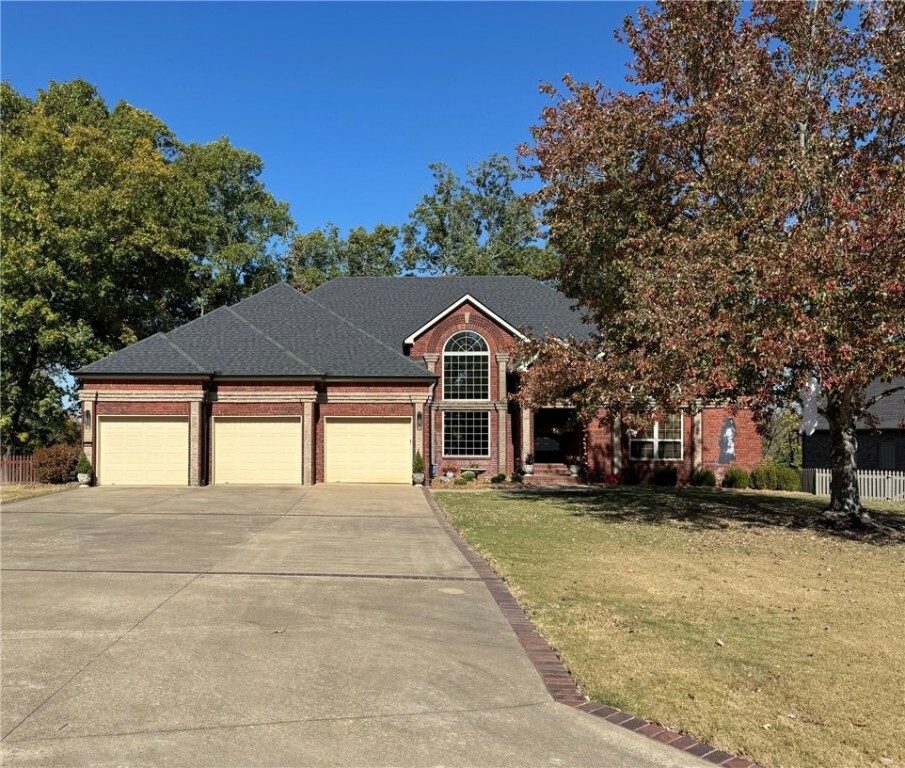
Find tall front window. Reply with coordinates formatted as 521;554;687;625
443;331;489;400
629;413;683;460
443;411;490;457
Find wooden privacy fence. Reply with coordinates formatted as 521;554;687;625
1;455;36;485
800;468;905;502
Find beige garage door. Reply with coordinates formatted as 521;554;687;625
98;416;189;486
213;417;302;484
325;417;412;484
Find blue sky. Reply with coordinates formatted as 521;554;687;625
2;2;639;235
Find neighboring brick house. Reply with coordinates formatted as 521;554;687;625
802;377;905;471
74;277;762;486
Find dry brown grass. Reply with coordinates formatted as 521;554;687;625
0;483;77;504
436;486;905;768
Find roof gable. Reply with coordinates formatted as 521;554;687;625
402;294;528;345
306;276;594;347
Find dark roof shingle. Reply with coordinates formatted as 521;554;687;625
75;277;594;379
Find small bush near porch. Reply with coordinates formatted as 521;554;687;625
435;487;905;768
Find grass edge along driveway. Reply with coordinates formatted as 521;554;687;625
435;486;905;768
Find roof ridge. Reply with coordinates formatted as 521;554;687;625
157;333;208;373
224;306;321;375
299;292;432;374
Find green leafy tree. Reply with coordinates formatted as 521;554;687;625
519;2;905;521
1;80;201;451
287;223;399;292
179;137;294;310
761;409;803;468
402;154;557;278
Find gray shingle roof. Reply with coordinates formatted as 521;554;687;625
74;277;595;379
812;377;905;431
307;276;595;346
76;283;434;379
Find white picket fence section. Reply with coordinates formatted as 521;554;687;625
800;468;905;502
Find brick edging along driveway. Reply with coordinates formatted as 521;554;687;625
422;488;763;768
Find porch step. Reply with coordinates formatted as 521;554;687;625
523;474;582;485
523;464;583;485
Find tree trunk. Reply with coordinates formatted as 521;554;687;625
824;385;864;521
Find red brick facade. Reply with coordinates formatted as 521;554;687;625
583;406;762;483
79;306;762;486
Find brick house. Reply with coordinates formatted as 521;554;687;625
74;277;762;486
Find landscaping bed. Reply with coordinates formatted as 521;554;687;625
435;486;905;768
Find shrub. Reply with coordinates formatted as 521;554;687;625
652;465;678;486
509;472;523;483
75;453;92;475
690;468;717;487
33;444;81;484
460;470;476;482
621;466;641;485
412;451;425;474
454;477;469;486
775;465;801;492
722;467;750;489
750;464;779;490
489;473;506;484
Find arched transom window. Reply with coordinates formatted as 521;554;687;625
443;331;489;400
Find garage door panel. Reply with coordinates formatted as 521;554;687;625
214;417;301;485
325;417;411;484
99;417;189;486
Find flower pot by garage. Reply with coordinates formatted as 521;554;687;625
523;464;534;476
77;473;91;488
412;472;425;486
568;464;580;476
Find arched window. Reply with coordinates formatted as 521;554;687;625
443;331;489;400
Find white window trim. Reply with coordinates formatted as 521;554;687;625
442;410;491;458
442;331;491;402
629;414;684;462
404;294;527;345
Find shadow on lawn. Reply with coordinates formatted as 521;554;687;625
502;486;905;545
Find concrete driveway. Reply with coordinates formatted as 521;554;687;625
1;485;702;767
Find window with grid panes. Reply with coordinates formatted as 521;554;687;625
443;411;490;457
629;413;683;460
443;331;489;400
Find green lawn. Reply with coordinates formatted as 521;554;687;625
435;486;905;768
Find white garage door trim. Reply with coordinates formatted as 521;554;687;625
212;416;303;485
97;415;190;486
324;416;412;484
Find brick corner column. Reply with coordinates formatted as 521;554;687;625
692;410;703;471
495;353;509;401
189;400;202;486
303;401;315;485
612;414;622;473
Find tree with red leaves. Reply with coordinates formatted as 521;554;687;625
519;1;904;521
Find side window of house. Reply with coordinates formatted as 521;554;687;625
630;413;683;460
443;331;489;400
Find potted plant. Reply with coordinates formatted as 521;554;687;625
412;451;425;486
566;456;582;476
76;453;92;487
522;454;534;476
441;464;457;479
